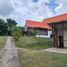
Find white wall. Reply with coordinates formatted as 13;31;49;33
36;30;52;38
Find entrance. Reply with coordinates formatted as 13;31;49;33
59;36;64;48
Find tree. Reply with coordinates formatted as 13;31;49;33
7;18;17;26
6;18;17;35
0;18;8;35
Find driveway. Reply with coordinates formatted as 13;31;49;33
0;37;19;67
41;48;67;54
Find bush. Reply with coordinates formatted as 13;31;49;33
30;31;37;36
12;26;21;41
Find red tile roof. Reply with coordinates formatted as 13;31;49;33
43;13;67;24
25;13;67;30
25;20;51;29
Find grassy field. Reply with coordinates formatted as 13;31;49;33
0;36;7;49
18;48;67;67
15;37;67;67
15;36;53;50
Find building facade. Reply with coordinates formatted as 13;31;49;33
25;20;52;38
49;13;67;48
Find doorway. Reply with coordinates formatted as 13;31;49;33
59;36;64;48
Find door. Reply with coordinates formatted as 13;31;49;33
59;36;64;48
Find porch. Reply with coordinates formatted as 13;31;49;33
50;20;67;48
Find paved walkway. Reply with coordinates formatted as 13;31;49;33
0;37;19;67
41;48;67;54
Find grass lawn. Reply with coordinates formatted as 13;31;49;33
15;36;67;67
15;36;53;50
0;36;7;49
18;48;67;67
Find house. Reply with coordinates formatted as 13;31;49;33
48;13;67;48
25;20;52;38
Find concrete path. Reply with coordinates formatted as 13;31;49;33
0;37;19;67
41;48;67;54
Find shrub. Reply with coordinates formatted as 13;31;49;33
30;31;37;36
12;26;21;41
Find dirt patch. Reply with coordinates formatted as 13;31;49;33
41;48;67;54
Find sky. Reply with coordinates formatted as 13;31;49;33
0;0;67;26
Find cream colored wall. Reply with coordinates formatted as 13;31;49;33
64;30;67;47
57;30;63;47
56;23;63;47
55;22;67;47
57;29;67;47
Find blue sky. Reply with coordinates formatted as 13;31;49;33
0;0;67;26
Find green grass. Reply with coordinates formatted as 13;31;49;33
15;36;53;50
16;36;67;67
0;36;7;49
18;48;67;67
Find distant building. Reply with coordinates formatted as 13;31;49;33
49;13;67;48
25;20;52;38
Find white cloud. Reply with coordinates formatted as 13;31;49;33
55;3;62;11
10;0;49;26
0;0;67;26
11;0;67;26
56;0;67;15
0;0;14;16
